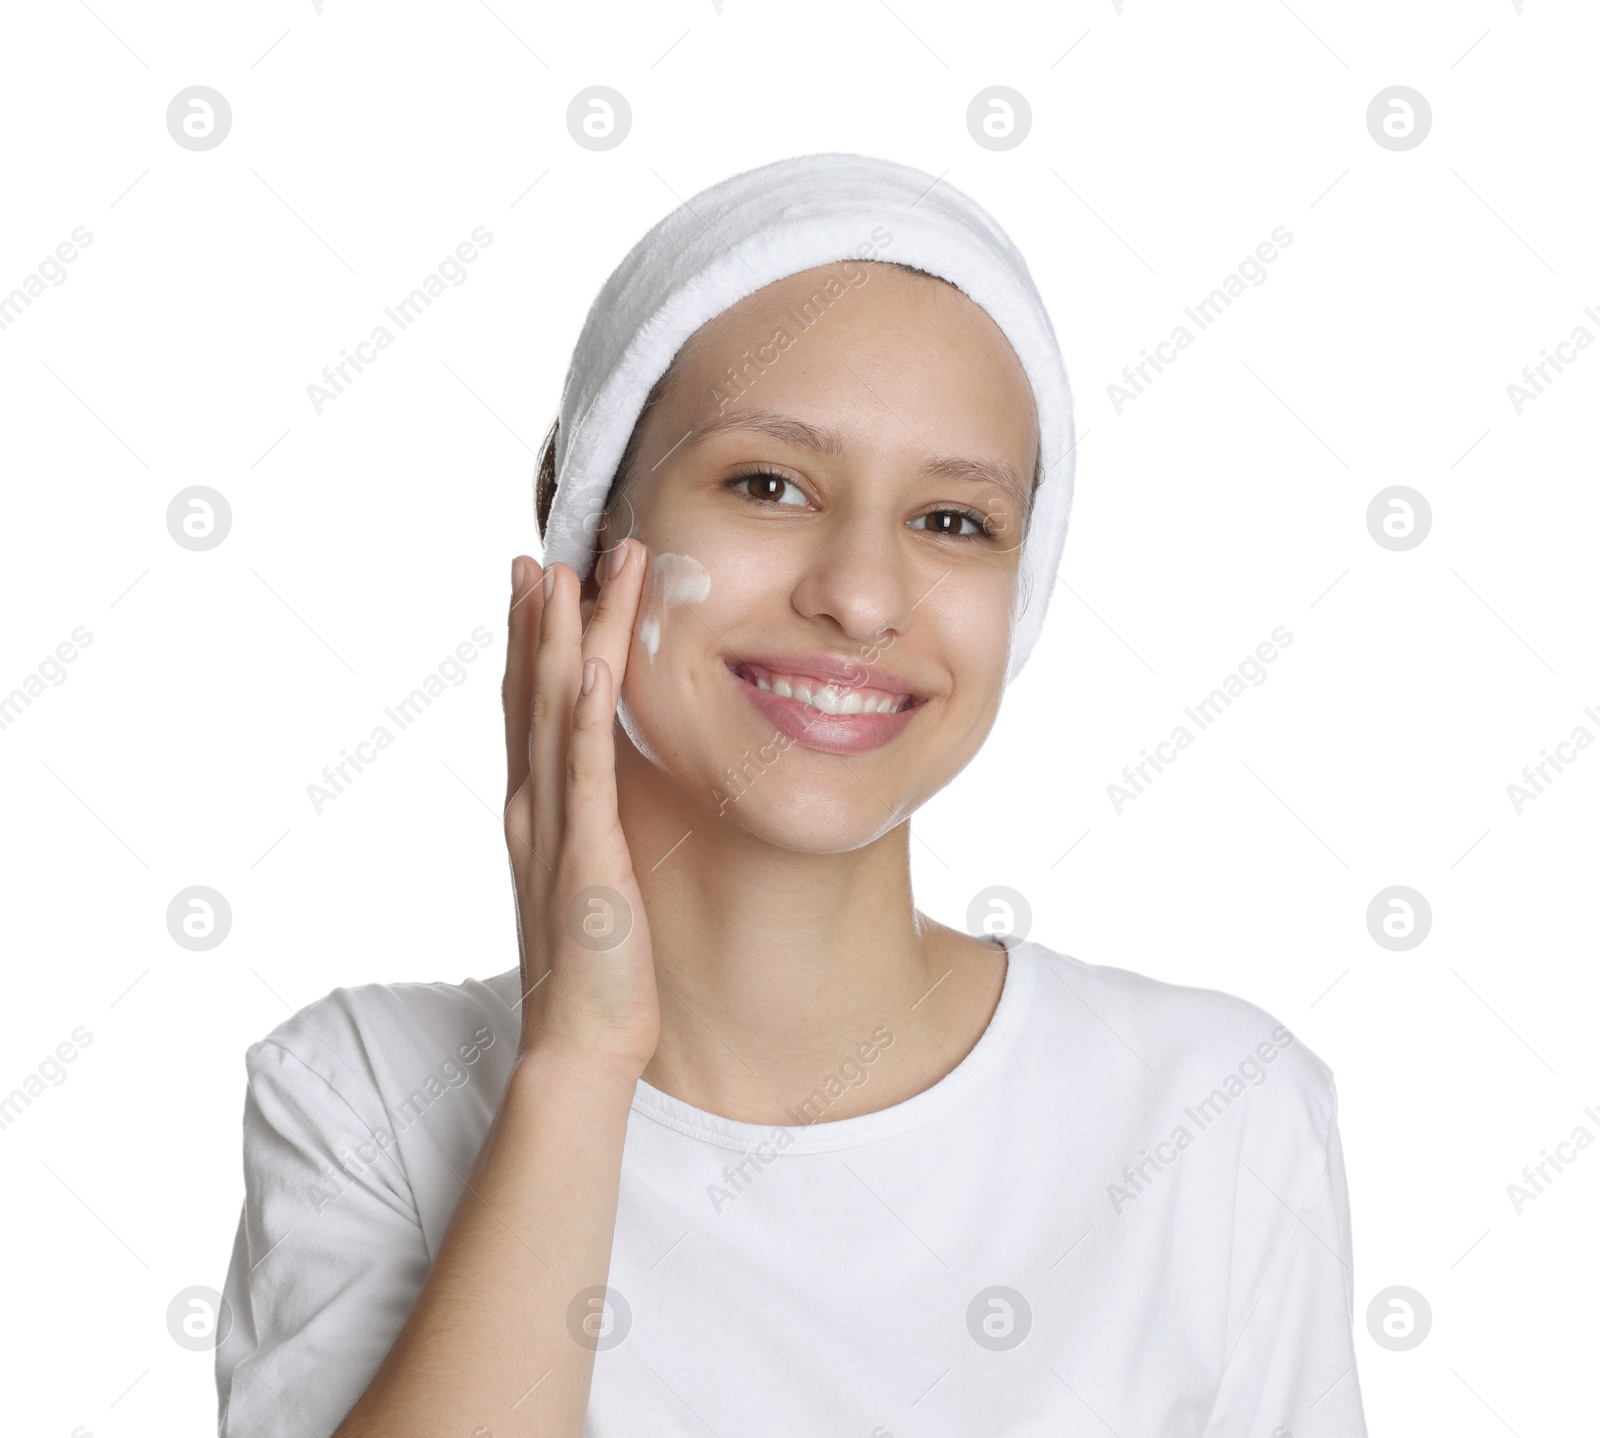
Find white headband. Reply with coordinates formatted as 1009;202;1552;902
541;151;1075;681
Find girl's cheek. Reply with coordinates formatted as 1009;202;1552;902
634;550;711;662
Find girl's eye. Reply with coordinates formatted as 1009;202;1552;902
728;478;990;536
910;508;987;538
733;471;808;506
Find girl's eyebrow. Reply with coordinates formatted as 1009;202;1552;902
688;407;845;458
688;406;1028;503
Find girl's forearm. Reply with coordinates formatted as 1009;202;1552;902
333;1041;640;1438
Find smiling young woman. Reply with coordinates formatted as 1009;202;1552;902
216;155;1369;1438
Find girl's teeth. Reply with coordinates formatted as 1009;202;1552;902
804;685;874;716
743;668;904;715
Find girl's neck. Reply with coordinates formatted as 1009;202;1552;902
614;732;1007;1126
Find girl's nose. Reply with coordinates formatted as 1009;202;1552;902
788;508;918;647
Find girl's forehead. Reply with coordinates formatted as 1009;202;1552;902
692;261;973;342
674;268;1033;408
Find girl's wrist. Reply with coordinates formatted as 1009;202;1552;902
511;1031;648;1101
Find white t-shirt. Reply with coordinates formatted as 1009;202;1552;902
216;941;1368;1436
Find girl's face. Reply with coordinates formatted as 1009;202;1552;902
602;261;1039;853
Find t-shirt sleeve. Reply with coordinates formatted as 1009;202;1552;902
216;1037;431;1438
1199;1094;1368;1438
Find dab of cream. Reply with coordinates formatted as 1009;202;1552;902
637;552;711;660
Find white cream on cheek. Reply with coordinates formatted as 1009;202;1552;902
636;551;711;659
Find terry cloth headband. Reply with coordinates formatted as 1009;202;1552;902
540;151;1075;682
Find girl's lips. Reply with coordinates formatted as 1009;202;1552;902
726;663;923;754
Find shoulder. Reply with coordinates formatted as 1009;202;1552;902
1012;940;1338;1151
241;968;521;1122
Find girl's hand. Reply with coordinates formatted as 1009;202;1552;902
502;540;660;1076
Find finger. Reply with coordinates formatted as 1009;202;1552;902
531;561;583;856
565;656;624;856
503;554;545;808
581;538;649;693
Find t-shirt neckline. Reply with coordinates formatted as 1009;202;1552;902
628;940;1037;1154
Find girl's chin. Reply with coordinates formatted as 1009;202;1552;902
703;793;909;856
618;728;906;850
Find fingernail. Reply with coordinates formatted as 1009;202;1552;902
609;541;628;580
543;567;556;601
512;556;525;591
581;658;598;696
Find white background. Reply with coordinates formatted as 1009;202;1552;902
2;0;1595;1432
